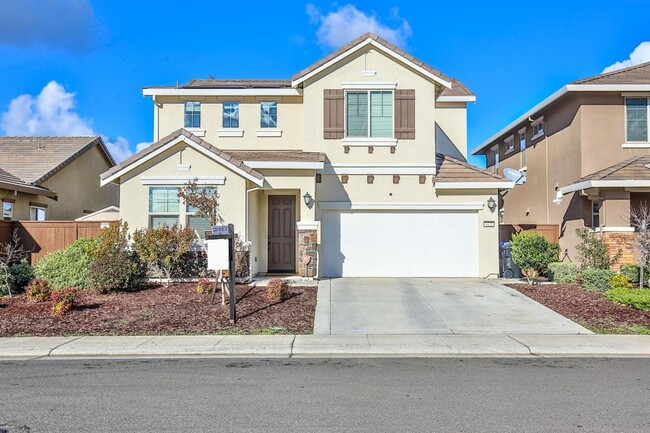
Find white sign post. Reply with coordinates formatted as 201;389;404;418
205;224;236;323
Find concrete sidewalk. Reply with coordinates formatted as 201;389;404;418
1;334;649;359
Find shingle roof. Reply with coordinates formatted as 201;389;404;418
440;79;475;97
0;136;113;185
101;129;264;182
183;79;292;89
572;61;650;85
0;167;57;197
435;153;507;183
227;151;326;162
578;155;650;182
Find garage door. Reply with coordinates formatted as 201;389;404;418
321;211;479;277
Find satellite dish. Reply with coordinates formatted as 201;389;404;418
503;167;526;185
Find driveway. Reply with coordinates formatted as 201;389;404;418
313;278;591;335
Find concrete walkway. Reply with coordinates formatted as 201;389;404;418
314;278;591;335
1;334;649;359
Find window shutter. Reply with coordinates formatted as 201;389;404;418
324;89;344;139
394;89;415;139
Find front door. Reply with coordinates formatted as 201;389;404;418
268;195;296;273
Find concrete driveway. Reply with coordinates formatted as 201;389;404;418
314;278;591;335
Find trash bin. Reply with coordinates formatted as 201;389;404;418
500;242;521;279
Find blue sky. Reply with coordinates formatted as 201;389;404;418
1;0;649;166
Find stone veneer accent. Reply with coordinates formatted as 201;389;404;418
603;231;635;271
297;229;318;278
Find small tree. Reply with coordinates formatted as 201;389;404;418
0;229;29;297
132;225;196;285
177;180;223;226
574;228;621;270
511;231;560;285
629;202;650;288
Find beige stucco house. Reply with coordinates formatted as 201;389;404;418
473;61;650;265
1;136;119;221
102;33;511;278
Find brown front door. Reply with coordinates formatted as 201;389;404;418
268;195;296;273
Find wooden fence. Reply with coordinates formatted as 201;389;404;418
499;224;560;244
0;221;103;263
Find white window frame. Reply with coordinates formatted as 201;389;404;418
222;101;239;128
29;206;46;221
184;101;201;128
519;127;527;169
490;144;500;175
148;186;180;228
2;201;13;221
531;116;545;141
344;90;395;139
504;134;515;154
624;96;649;144
185;186;218;239
591;200;602;228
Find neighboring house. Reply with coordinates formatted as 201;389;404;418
101;33;511;278
472;61;650;265
0;136;119;221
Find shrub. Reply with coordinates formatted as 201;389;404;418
9;259;34;292
511;232;560;284
34;237;98;290
619;264;650;287
196;278;212;294
575;228;621;270
132;225;196;284
611;273;633;289
86;221;142;294
25;278;52;303
547;262;578;284
266;279;289;303
581;268;615;292
50;287;77;316
605;287;650;311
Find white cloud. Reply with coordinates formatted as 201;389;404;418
0;81;134;162
136;141;152;153
306;4;412;50
603;41;650;73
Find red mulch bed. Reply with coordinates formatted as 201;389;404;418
507;283;650;332
0;283;316;337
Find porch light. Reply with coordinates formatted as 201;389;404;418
303;192;313;206
487;197;497;213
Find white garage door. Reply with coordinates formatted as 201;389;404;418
321;211;479;278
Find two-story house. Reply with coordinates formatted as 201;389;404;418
101;33;511;278
1;136;118;221
473;61;650;265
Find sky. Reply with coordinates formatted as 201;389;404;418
1;0;649;167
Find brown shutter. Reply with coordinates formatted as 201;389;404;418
323;89;344;139
394;89;415;139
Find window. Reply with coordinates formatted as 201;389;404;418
185;186;217;238
626;98;649;142
504;135;515;154
490;145;500;174
30;206;45;221
260;102;277;128
222;102;239;128
531;117;545;140
519;129;527;168
184;102;201;128
592;200;602;228
346;91;393;138
2;202;13;221
149;187;179;227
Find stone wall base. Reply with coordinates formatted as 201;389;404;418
297;229;318;278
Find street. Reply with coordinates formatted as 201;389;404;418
1;358;649;432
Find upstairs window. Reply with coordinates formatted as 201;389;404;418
531;117;545;140
488;145;500;174
222;102;239;128
504;135;515;154
519;129;527;168
626;98;648;142
184;102;201;128
346;91;393;138
260;102;277;128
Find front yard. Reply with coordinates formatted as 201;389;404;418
507;283;650;334
0;283;317;337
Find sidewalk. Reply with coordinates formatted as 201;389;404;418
1;334;649;359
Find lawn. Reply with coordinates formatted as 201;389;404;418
507;283;650;334
0;283;317;337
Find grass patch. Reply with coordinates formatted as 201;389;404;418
576;319;650;335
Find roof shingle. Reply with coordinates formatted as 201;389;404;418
435;153;507;183
578;155;650;182
572;61;650;85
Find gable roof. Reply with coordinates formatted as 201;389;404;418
0;167;57;198
559;155;650;194
0;136;114;185
100;129;265;187
291;33;457;90
434;153;513;189
473;61;650;155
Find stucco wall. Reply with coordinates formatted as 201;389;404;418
435;101;468;160
0;190;51;220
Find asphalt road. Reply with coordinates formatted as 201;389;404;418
1;358;649;432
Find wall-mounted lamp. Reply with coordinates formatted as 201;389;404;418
303;192;313;207
487;196;497;213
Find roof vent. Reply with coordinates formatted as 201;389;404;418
36;141;44;150
645;164;650;170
